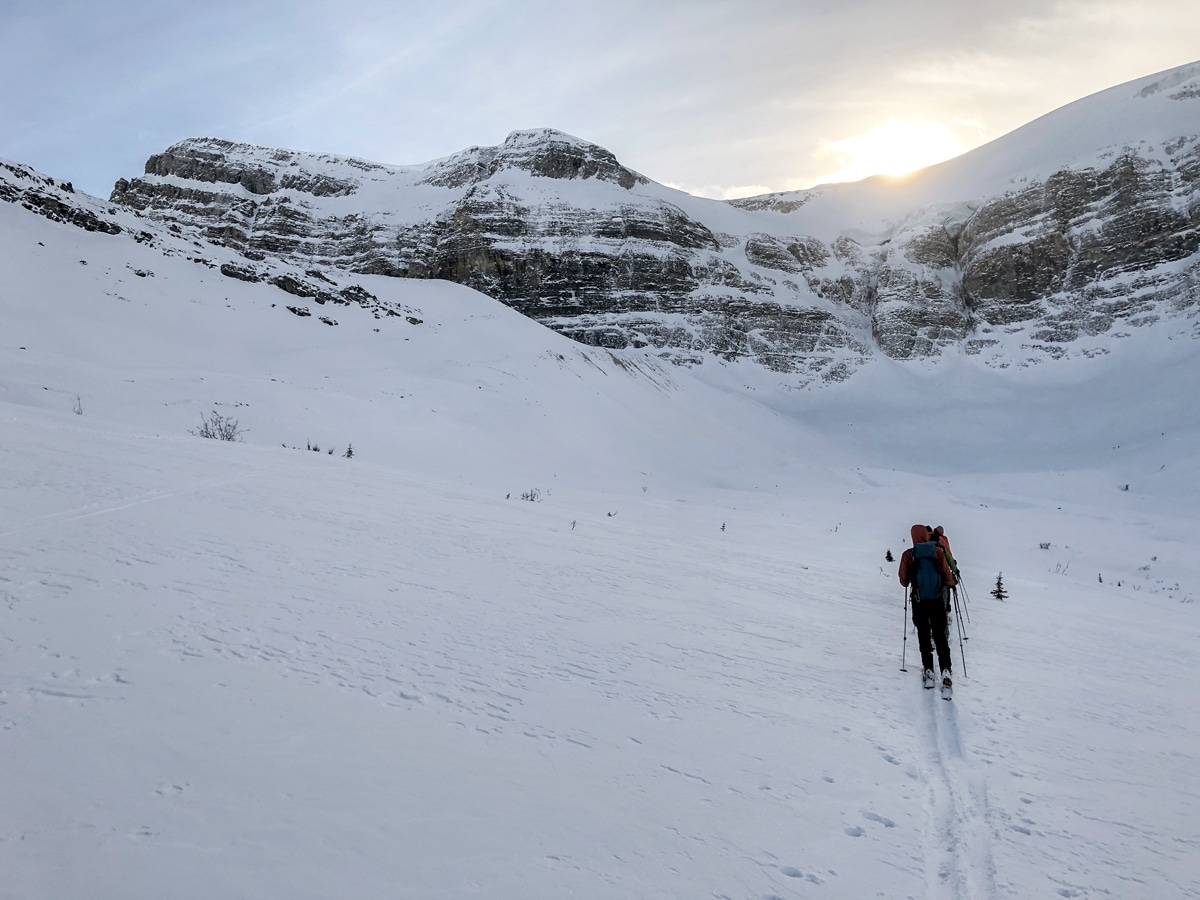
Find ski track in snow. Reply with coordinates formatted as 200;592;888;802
913;680;999;900
0;473;256;541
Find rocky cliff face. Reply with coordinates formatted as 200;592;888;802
958;146;1200;355
107;65;1200;382
110;131;878;381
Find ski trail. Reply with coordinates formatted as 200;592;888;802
0;472;256;539
914;689;999;900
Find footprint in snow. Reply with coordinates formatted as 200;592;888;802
778;867;824;885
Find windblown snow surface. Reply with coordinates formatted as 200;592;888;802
2;172;1199;900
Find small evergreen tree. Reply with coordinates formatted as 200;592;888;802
991;572;1008;601
885;549;894;562
343;444;354;459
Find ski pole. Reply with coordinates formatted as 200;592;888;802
900;587;909;672
957;575;972;619
954;595;968;677
952;588;968;640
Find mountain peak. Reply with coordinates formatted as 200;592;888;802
134;137;414;200
421;128;647;190
501;128;591;148
498;128;646;188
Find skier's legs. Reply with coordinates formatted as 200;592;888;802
929;601;952;673
912;599;935;672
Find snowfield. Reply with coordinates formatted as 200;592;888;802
2;166;1199;899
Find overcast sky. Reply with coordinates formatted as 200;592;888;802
3;0;1199;199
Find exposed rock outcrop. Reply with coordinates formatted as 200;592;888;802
3;160;123;235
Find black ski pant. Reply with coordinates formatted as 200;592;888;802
910;591;952;674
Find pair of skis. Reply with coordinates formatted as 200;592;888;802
923;669;953;700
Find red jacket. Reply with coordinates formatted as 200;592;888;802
898;523;956;588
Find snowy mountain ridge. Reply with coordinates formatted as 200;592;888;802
92;61;1200;383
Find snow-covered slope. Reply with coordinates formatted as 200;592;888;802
3;137;1200;898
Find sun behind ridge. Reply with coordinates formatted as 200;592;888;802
810;118;970;186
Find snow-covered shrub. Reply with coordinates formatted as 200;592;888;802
191;410;245;442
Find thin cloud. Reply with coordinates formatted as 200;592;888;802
1;0;1198;197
